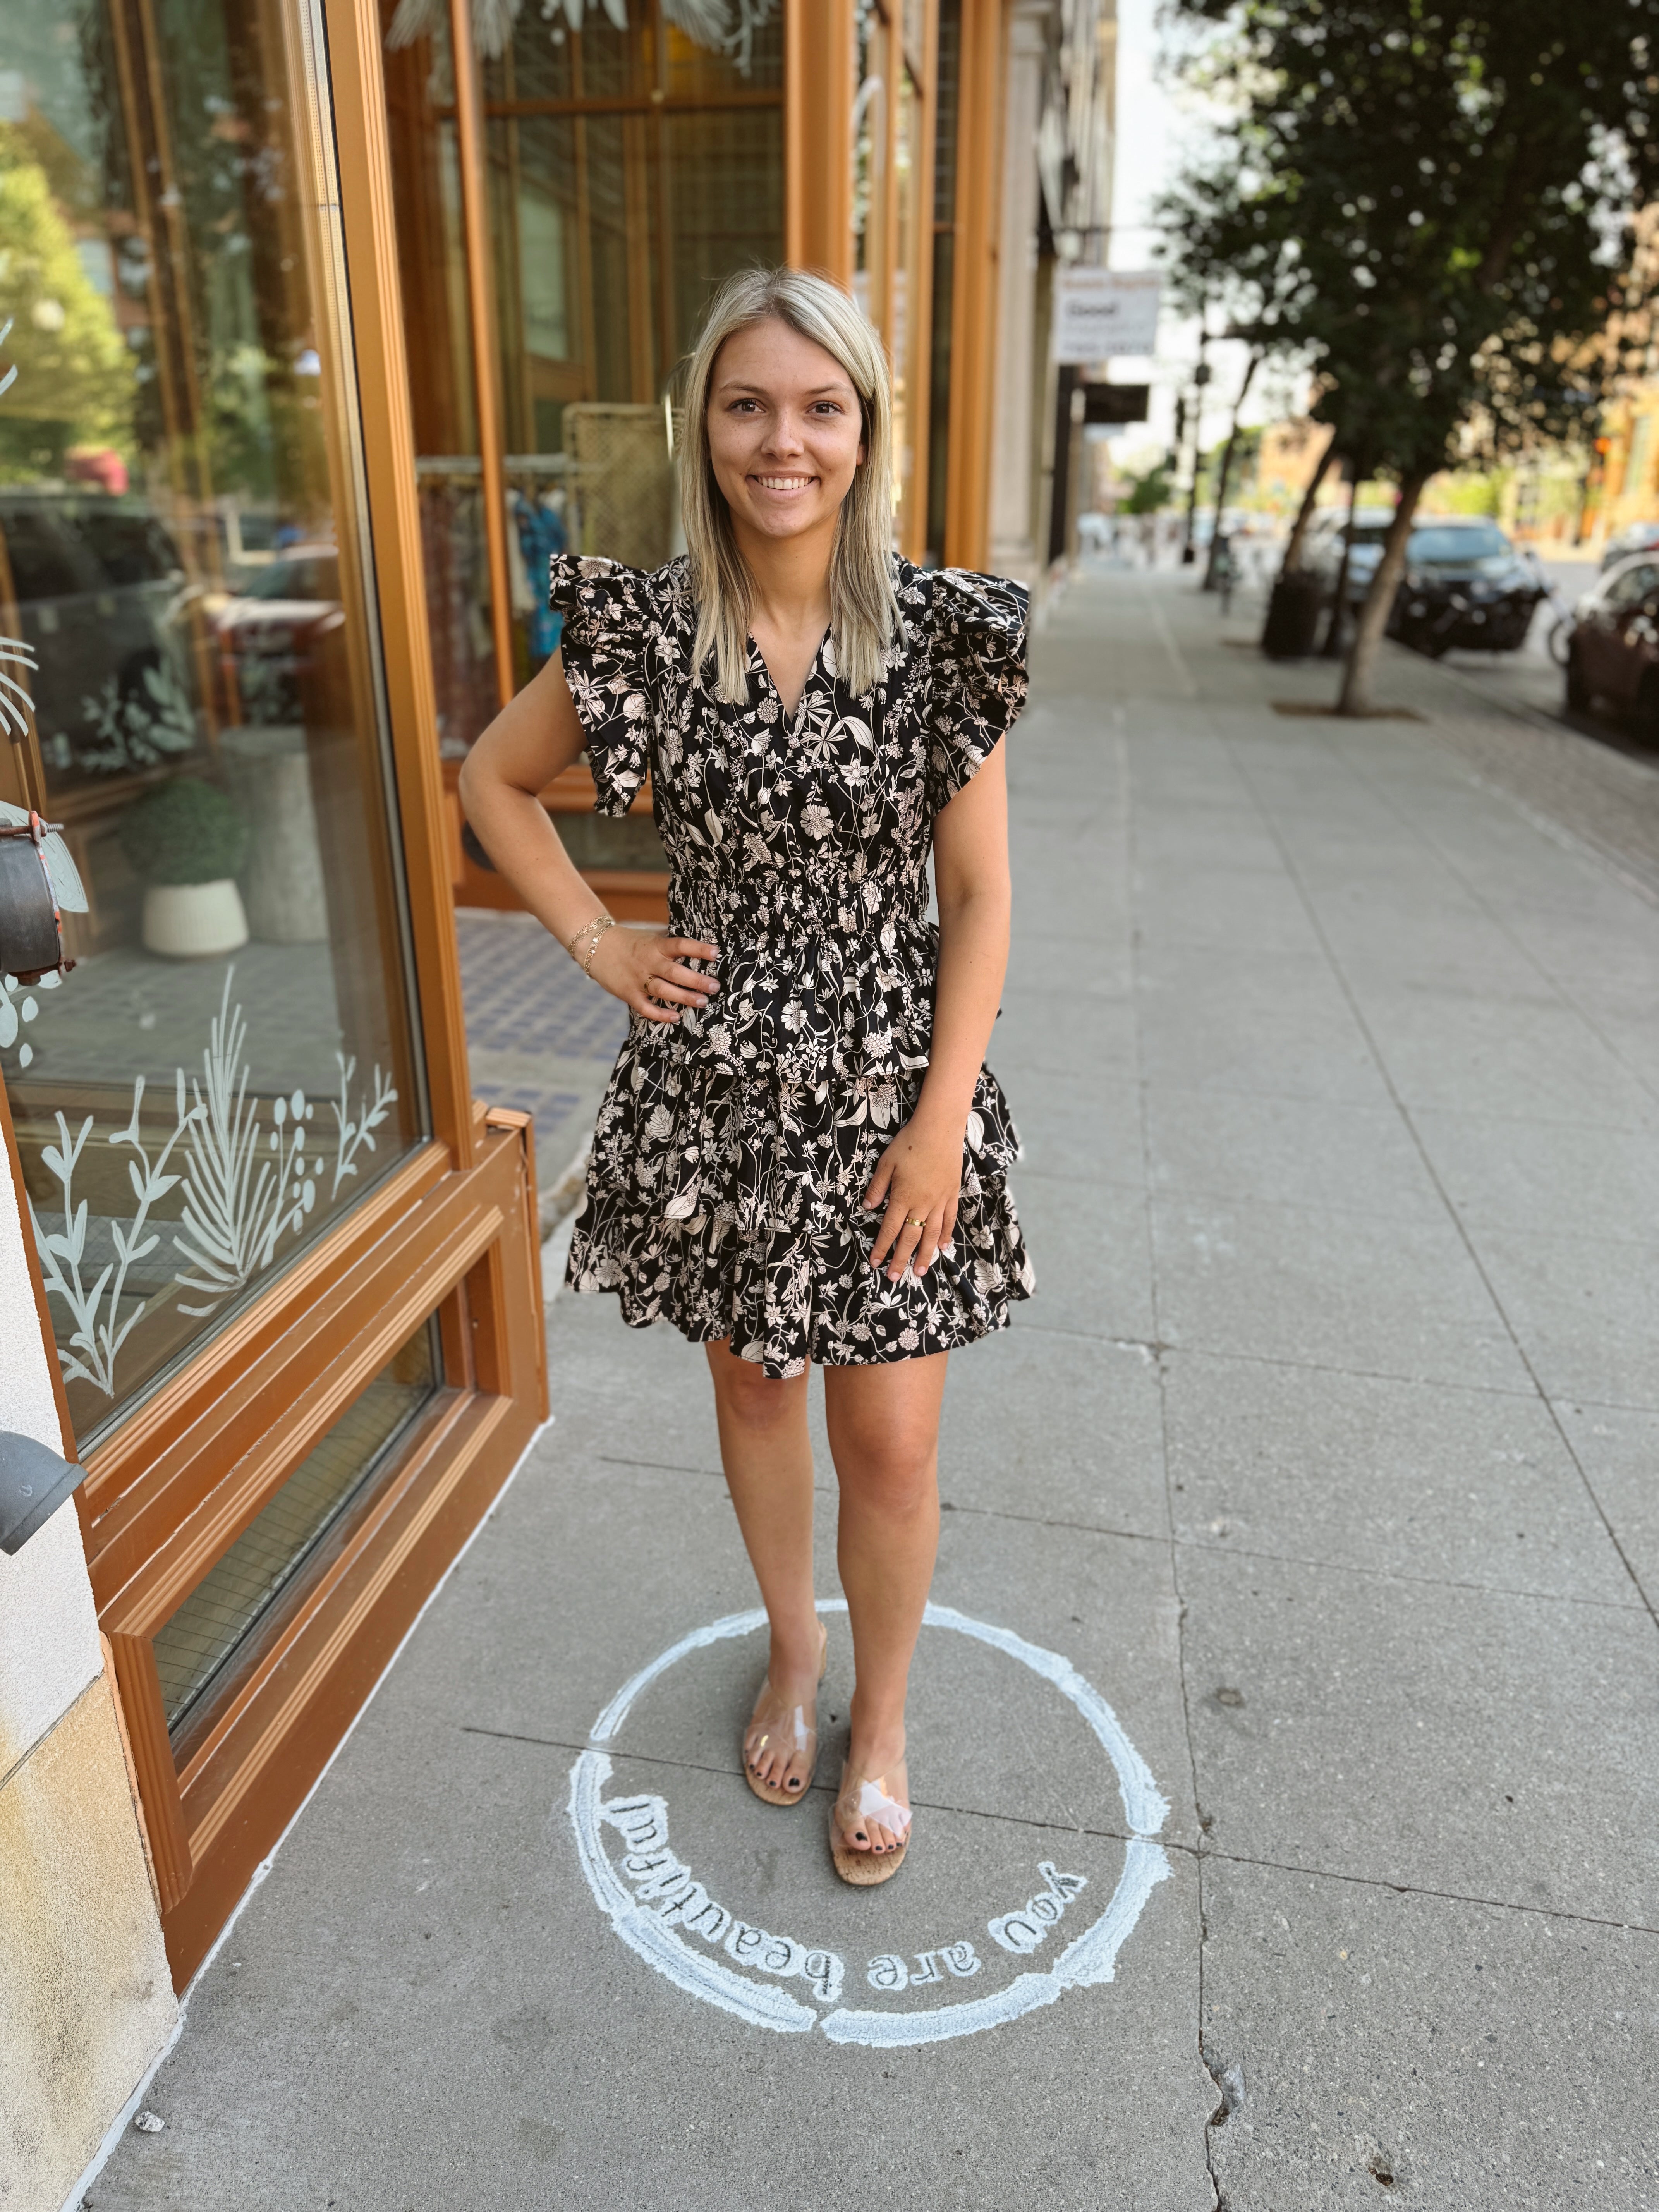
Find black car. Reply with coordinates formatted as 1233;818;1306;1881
0;491;206;790
1386;519;1543;655
1563;553;1659;726
1599;520;1659;573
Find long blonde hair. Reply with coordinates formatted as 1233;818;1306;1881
678;266;901;704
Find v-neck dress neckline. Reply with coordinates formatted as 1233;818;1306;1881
748;626;830;736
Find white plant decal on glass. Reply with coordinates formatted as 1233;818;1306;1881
28;1075;202;1395
76;655;200;776
0;966;60;1068
0;323;33;751
0;631;38;740
24;967;400;1393
172;973;323;1316
330;1051;398;1200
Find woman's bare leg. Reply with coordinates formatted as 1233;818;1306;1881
823;1351;948;1853
704;1339;821;1791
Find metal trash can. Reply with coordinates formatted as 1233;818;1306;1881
1261;572;1325;660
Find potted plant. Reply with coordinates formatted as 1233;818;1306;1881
120;776;251;958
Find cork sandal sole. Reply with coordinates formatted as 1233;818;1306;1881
829;1760;911;1886
742;1626;827;1808
830;1832;909;1886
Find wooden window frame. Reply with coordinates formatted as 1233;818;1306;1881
784;0;941;557
90;1108;545;1987
941;0;1010;572
0;0;551;1993
784;0;855;281
895;0;941;563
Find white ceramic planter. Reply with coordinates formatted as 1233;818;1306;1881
141;879;249;959
220;725;328;943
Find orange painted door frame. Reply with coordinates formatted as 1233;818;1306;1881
943;0;1010;572
784;0;856;282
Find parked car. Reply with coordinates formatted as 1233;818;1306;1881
0;491;204;791
1598;520;1659;572
1563;552;1659;726
1301;505;1399;609
1385;518;1543;654
213;547;341;725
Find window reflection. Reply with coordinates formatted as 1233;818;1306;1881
155;1316;441;1751
0;0;422;1444
387;0;782;693
384;0;783;903
854;2;933;556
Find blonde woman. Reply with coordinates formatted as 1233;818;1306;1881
460;267;1031;1885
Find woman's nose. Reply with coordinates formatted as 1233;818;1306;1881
761;412;807;457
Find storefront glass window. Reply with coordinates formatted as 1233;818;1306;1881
382;7;502;754
154;1317;441;1750
483;2;785;646
386;2;783;725
892;57;923;547
855;2;934;558
0;0;425;1446
854;4;888;338
927;0;960;567
383;0;782;896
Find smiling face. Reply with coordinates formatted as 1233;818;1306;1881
705;316;867;548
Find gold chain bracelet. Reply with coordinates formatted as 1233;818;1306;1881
566;913;615;977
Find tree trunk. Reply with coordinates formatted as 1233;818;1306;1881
1181;421;1205;566
1320;472;1360;656
1279;438;1336;576
1203;351;1262;589
1338;468;1432;716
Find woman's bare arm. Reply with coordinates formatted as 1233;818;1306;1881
457;652;718;1022
864;746;1012;1279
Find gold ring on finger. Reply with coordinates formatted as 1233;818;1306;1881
905;1215;927;1228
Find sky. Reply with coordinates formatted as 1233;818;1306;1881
1103;0;1300;465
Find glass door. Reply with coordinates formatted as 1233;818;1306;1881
0;0;427;1448
379;0;784;914
2;0;548;1992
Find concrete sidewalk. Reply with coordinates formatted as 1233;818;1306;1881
93;573;1659;2210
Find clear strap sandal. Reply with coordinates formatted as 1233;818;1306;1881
743;1623;827;1807
830;1758;912;1886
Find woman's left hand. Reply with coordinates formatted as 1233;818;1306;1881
864;1110;964;1280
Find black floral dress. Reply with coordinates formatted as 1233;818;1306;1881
551;552;1034;1379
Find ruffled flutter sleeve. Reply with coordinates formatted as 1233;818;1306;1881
548;554;658;817
924;568;1030;815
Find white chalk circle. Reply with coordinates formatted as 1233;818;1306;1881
568;1599;1171;2047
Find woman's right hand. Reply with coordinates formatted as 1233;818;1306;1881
588;929;720;1024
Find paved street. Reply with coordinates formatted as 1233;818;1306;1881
93;570;1659;2210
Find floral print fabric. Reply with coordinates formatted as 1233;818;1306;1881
552;551;1035;1378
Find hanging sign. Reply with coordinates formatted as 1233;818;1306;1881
1053;270;1163;363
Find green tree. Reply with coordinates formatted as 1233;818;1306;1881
1158;0;1658;711
0;123;134;481
1121;456;1176;512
